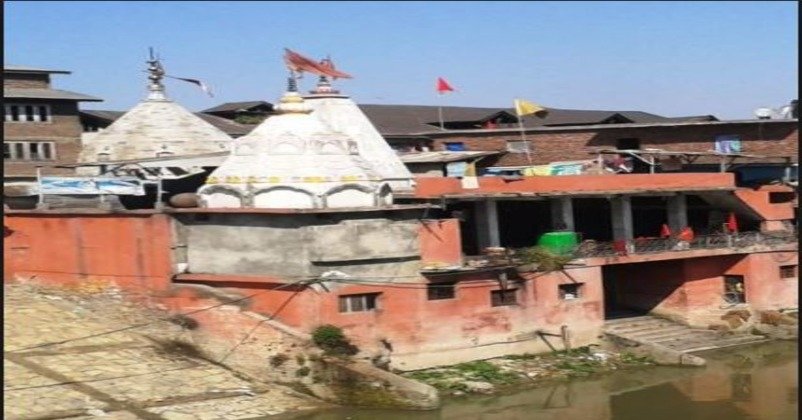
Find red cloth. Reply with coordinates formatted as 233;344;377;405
436;77;455;94
726;213;739;233
677;227;695;242
612;240;629;255
660;224;672;238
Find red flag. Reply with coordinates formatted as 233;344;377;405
726;212;739;233
660;224;671;238
436;77;454;94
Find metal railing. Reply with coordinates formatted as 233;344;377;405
573;230;797;259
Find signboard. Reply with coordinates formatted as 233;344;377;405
39;177;146;195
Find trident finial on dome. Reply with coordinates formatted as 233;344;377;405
146;47;167;100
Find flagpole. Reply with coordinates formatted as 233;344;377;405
438;105;445;131
518;115;532;165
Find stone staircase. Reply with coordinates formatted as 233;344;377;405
604;315;768;365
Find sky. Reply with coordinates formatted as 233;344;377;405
4;1;798;119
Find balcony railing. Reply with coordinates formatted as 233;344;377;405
573;230;798;259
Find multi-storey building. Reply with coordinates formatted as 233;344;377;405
3;65;102;180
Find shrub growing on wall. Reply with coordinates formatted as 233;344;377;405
312;324;359;356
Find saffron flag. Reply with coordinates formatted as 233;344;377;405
514;99;548;118
436;77;455;94
726;212;739;233
284;48;352;80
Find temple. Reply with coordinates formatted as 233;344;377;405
77;54;232;170
198;77;391;209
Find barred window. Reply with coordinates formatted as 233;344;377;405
427;282;456;300
3;142;57;161
780;265;797;279
338;293;380;313
4;104;51;122
491;289;518;307
559;283;583;300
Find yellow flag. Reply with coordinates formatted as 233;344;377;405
514;99;548;118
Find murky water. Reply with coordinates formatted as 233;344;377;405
286;341;797;420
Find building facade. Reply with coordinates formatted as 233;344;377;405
3;65;102;180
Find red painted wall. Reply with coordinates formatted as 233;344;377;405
4;213;174;292
418;218;462;265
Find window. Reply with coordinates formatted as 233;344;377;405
714;135;742;154
444;142;466;152
780;265;797;279
506;140;531;154
4;104;51;122
427;282;456;300
559;283;583;300
723;275;746;304
616;138;640;150
338;293;380;313
491;289;518;307
4;142;57;161
28;142;40;160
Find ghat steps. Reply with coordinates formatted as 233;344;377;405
604;315;767;364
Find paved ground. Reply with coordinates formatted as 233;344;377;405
3;283;322;420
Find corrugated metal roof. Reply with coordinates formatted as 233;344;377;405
201;101;273;113
4;88;102;102
3;65;71;74
399;151;501;163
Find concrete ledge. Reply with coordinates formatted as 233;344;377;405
312;357;439;410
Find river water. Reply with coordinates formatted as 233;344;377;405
288;341;797;420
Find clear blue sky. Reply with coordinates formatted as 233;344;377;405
4;1;798;119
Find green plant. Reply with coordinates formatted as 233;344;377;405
515;246;573;272
453;361;518;383
295;354;306;365
311;324;359;356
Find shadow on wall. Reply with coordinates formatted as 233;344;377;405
601;260;686;318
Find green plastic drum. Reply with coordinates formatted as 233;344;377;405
537;232;579;255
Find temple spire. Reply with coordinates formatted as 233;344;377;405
146;47;167;101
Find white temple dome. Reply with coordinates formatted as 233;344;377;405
304;79;415;192
198;84;391;209
78;59;232;166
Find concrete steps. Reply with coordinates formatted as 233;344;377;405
603;315;768;366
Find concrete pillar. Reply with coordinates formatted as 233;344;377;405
610;196;633;241
666;194;688;232
550;197;575;231
475;200;500;249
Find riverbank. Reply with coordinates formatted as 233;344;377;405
3;282;324;419
402;345;655;396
